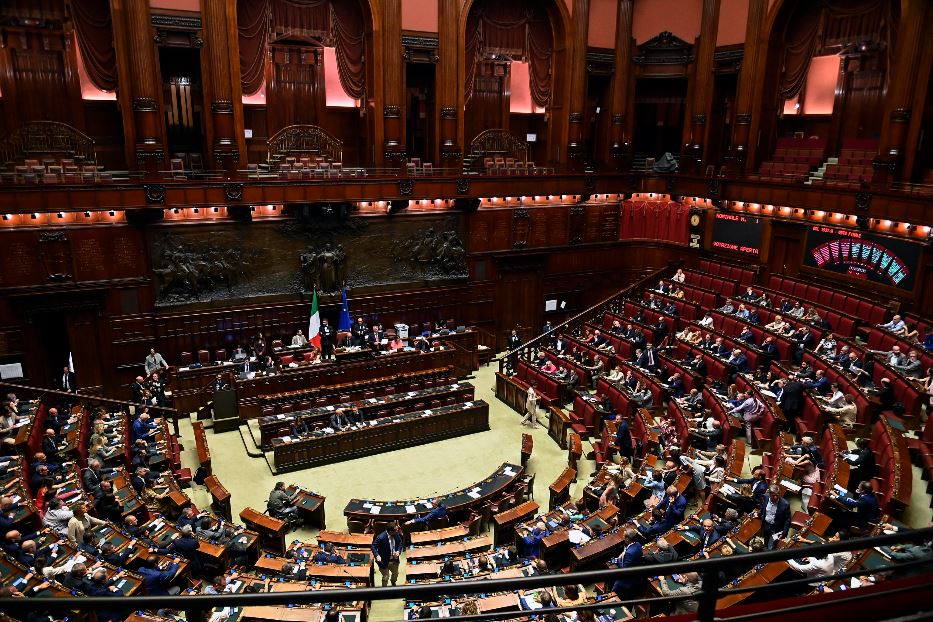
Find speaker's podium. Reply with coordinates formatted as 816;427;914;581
212;389;240;433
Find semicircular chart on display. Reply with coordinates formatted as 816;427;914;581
803;225;922;290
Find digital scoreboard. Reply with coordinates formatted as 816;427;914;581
803;225;921;290
711;212;763;255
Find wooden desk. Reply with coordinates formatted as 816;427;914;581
568;432;582;470
549;467;576;510
240;507;288;555
409;524;471;546
571;527;624;570
193;421;211;472
205;474;232;520
406;535;493;561
241;606;324;622
259;382;474;447
315;530;374;548
493;500;539;546
273;400;489;471
237;348;457;418
548;406;572;449
344;463;524;527
520;433;533;468
286;485;327;529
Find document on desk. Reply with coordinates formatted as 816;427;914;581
369;505;382;514
405;505;418;513
833;484;848;496
503;467;517;476
780;480;802;492
719;484;737;496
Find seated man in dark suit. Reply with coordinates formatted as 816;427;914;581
676;518;721;555
830;480;881;535
290;418;310;437
330;409;351;430
637;508;671;538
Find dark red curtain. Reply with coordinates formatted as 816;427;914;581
330;1;365;101
271;0;329;38
619;200;689;245
779;0;897;100
464;0;553;108
238;0;269;96
70;0;117;92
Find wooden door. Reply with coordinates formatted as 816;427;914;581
66;310;104;393
495;257;544;351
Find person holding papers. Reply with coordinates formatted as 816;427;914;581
405;497;446;527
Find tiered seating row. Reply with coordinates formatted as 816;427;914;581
767;274;890;325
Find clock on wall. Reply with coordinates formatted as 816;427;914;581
689;213;701;228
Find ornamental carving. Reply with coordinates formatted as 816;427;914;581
456;178;470;194
440;107;457;120
132;97;158;112
633;31;694;66
384;105;402;118
583;176;597;192
611;114;624;125
299;243;346;294
735;113;752;125
211;100;234;114
855;192;872;211
514;208;530;219
692;114;706;125
890;107;911;123
399;179;414;196
224;183;244;202
393;227;467;278
569;112;584;123
144;184;166;204
707;178;720;199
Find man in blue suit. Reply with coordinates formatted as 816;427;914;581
803;369;830;395
610;529;644;599
831;480;881;535
658;486;687;525
131;413;159;441
614;415;632;460
372;522;404;586
677;518;721;555
726;348;748;382
753;485;791;549
405;497;447;528
137;561;181;595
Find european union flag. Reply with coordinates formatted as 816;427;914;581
338;288;353;331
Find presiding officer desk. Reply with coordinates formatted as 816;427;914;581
237;348;457;418
271;399;490;471
171;347;456;417
343;462;525;530
258;382;475;447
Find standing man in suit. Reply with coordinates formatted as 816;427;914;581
144;348;169;376
841;438;875;492
609;529;644;599
615;414;632;461
779;378;805;425
372;522;404;586
320;318;335;360
59;365;77;394
753;485;791;549
351;317;368;347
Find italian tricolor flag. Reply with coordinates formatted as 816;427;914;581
308;291;321;348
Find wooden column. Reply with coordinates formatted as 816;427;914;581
726;0;766;176
436;0;461;167
566;0;590;170
110;0;167;172
605;0;633;171
682;0;720;174
382;0;406;167
876;0;930;184
201;0;247;171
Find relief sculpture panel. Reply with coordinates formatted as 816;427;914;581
149;213;467;305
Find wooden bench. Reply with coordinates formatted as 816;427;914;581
549;466;576;510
